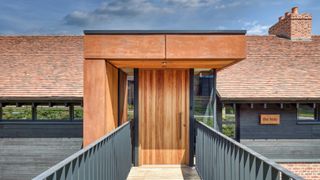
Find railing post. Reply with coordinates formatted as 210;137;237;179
32;103;37;121
133;68;139;166
212;69;218;130
235;104;240;142
69;104;74;121
0;103;2;121
189;69;195;166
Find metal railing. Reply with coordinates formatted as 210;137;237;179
195;121;303;180
33;121;132;180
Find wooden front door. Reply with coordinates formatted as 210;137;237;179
138;69;189;165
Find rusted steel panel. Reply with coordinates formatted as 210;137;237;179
166;35;246;59
118;70;128;125
109;60;235;69
83;60;119;147
105;62;118;133
84;35;165;59
83;60;106;146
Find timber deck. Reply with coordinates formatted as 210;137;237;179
127;166;201;180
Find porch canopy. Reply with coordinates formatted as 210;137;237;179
84;30;247;69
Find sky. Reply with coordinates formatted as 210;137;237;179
0;0;319;35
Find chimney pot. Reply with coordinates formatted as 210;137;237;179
269;7;312;41
292;7;298;14
278;16;284;21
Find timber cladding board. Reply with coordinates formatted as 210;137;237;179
84;34;246;63
138;69;189;165
83;60;119;146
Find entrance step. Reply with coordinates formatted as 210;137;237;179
127;166;201;180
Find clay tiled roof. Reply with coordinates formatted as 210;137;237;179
1;35;319;101
0;36;83;100
217;35;320;101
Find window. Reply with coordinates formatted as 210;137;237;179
127;75;134;121
222;105;236;138
2;105;32;120
194;69;214;127
74;106;83;120
37;105;69;120
0;102;83;122
297;104;317;121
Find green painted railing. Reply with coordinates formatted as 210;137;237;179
195;121;303;180
33;121;132;180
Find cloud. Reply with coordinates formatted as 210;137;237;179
163;0;249;9
242;21;269;35
64;0;171;26
163;0;220;8
95;0;168;16
63;0;246;27
247;24;269;35
64;11;93;26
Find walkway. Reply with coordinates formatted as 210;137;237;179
127;166;201;180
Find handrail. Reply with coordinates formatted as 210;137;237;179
195;120;303;180
33;121;132;180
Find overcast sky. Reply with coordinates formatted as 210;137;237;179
0;0;319;35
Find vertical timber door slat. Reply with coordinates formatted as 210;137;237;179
139;69;189;165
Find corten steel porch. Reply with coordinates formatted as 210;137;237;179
82;30;247;167
33;30;302;179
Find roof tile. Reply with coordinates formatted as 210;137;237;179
0;36;83;99
217;35;320;101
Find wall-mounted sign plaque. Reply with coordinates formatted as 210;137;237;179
260;114;280;125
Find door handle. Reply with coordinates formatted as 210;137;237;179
179;112;182;140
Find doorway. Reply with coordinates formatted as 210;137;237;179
138;69;190;165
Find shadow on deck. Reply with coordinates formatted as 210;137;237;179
127;166;200;180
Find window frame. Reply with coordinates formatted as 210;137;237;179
296;103;320;124
0;101;83;123
1;105;33;121
222;104;236;138
36;105;71;121
193;69;215;127
73;105;84;121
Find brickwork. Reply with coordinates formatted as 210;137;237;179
280;162;320;180
269;7;312;40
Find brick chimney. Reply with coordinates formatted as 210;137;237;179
269;7;312;40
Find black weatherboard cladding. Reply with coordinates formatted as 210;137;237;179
239;103;320;161
0;122;82;138
239;104;320;139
